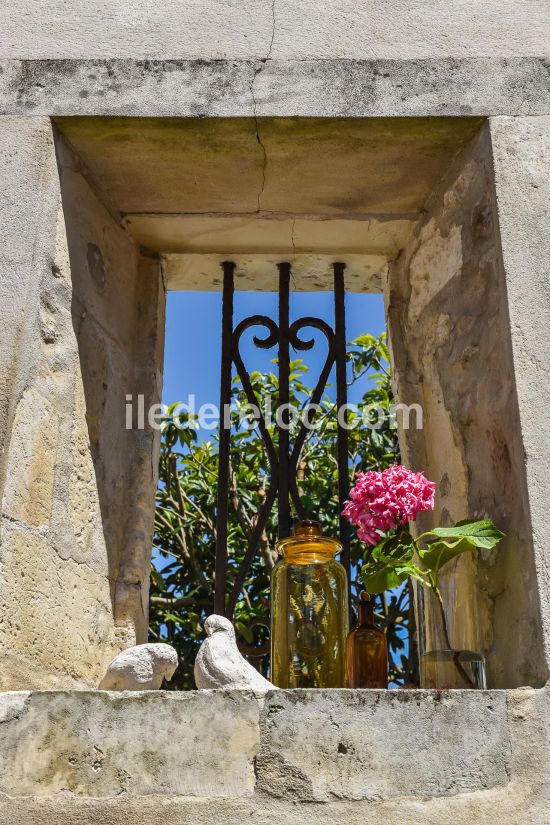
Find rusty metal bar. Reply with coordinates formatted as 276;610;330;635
288;317;336;519
214;261;235;615
333;262;351;596
277;262;291;540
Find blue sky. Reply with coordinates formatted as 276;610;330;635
162;290;386;412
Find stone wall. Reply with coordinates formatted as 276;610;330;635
387;123;547;688
489;116;550;688
0;5;550;823
0;120;165;689
0;688;548;824
1;0;548;60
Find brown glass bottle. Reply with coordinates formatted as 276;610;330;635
346;592;388;688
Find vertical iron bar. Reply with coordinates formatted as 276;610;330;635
278;262;291;539
214;261;235;616
333;262;351;601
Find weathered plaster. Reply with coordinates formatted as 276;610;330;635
51;116;474;281
0;690;260;798
125;215;411;256
0;120;165;689
256;689;510;801
1;0;548;60
163;253;388;293
1;59;550;118
53;117;482;218
0;118;115;689
489;115;550;681
387;124;545;687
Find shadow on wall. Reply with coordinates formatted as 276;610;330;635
387;122;546;689
56;127;165;661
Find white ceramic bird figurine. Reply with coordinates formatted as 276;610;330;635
99;643;178;690
194;614;276;691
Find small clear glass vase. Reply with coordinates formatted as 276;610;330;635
421;649;486;689
417;555;487;689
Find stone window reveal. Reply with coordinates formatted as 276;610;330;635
1;115;547;694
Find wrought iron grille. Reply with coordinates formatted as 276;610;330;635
214;261;351;618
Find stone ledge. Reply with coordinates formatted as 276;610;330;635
0;687;547;805
256;689;511;801
0;690;260;798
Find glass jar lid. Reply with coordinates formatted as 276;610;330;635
276;520;342;561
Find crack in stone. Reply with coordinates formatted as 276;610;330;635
290;219;298;287
249;0;276;212
250;66;267;213
266;0;276;63
1;512;48;536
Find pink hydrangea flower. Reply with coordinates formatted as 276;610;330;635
343;465;436;545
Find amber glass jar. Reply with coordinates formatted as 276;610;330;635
271;520;349;688
346;592;388;688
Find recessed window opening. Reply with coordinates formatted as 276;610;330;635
49;114;534;693
150;280;413;689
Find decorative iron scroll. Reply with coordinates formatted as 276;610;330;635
214;261;350;620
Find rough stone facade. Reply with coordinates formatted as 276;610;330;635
1;1;550;823
0;120;164;690
387;124;547;688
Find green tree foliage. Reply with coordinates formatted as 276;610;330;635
149;333;416;688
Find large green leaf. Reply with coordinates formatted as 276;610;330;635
362;559;426;594
362;532;426;594
418;518;505;581
362;564;408;594
418;537;477;580
372;532;414;564
424;519;504;549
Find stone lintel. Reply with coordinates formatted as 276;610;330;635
0;58;549;118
